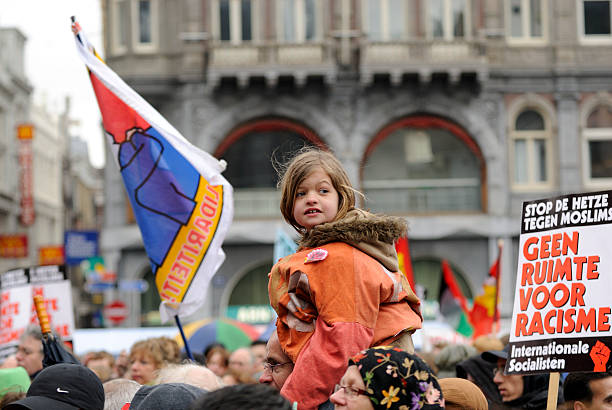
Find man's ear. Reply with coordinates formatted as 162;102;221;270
575;400;587;410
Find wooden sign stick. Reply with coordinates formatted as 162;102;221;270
546;372;560;410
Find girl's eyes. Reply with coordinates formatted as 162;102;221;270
296;191;305;197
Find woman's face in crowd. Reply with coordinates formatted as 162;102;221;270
207;352;227;377
493;359;524;402
330;365;374;410
130;352;157;384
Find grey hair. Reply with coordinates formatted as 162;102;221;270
103;378;141;410
155;362;222;391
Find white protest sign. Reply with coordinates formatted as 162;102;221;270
507;191;612;375
0;265;75;360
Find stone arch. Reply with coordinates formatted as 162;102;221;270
506;93;557;132
219;259;272;317
580;92;612;127
195;97;347;155
352;94;504;214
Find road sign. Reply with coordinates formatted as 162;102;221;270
103;300;128;326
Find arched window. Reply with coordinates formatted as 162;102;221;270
583;103;612;185
215;118;324;218
226;262;276;323
509;108;553;190
362;115;484;214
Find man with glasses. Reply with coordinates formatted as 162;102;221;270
15;325;45;380
259;331;294;391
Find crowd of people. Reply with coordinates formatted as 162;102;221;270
0;327;611;409
1;147;611;409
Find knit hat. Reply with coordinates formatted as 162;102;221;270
129;383;207;410
0;367;30;398
4;363;104;410
438;378;487;410
349;346;445;409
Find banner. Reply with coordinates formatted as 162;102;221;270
17;124;35;226
0;265;75;360
507;191;612;375
0;235;28;258
39;246;65;266
72;19;233;322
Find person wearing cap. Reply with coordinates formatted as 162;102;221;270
4;363;104;410
562;370;612;409
330;346;445;409
438;377;487;410
482;344;562;409
0;367;30;399
128;382;207;410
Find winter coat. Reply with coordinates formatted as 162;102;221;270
268;208;422;410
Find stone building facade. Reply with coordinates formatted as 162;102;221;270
100;0;612;329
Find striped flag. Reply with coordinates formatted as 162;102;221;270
395;236;415;292
72;19;233;323
439;260;473;337
469;241;503;338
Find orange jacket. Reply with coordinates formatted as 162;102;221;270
269;210;421;409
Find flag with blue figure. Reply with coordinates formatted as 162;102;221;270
72;18;233;323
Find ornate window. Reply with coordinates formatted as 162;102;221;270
427;0;470;40
509;107;554;190
215;118;324;218
214;0;256;43
582;99;612;186
111;0;129;54
362;116;485;214
132;0;158;52
277;0;322;42
578;0;612;43
362;0;408;41
506;0;547;44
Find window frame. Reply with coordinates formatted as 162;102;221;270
507;98;555;191
581;94;612;187
211;0;259;44
276;0;324;43
361;0;409;41
131;0;159;53
425;0;471;41
577;0;612;44
505;0;548;45
111;0;129;55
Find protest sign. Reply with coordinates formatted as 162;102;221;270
507;190;612;375
0;265;75;360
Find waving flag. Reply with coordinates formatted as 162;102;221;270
439;260;473;337
469;240;503;338
395;236;415;292
72;19;233;323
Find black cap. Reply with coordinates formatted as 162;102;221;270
130;383;207;410
5;363;104;410
481;344;509;363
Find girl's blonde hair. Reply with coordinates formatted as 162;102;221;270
277;148;355;232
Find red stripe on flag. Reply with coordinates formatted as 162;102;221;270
441;259;470;315
395;237;415;292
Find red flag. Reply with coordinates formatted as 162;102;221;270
439;260;473;337
469;241;503;338
395;237;415;291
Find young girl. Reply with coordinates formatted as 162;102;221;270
268;148;423;410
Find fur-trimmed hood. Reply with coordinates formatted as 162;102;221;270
298;208;408;271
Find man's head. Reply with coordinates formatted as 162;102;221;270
258;331;294;391
102;378;141;410
482;345;524;402
15;326;44;378
155;363;222;391
4;363;104;410
564;371;612;409
228;348;254;376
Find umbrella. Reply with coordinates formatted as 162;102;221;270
174;318;260;353
33;295;80;367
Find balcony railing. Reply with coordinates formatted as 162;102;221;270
362;178;482;214
233;188;281;219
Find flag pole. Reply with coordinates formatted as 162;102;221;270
175;315;195;361
492;239;503;334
